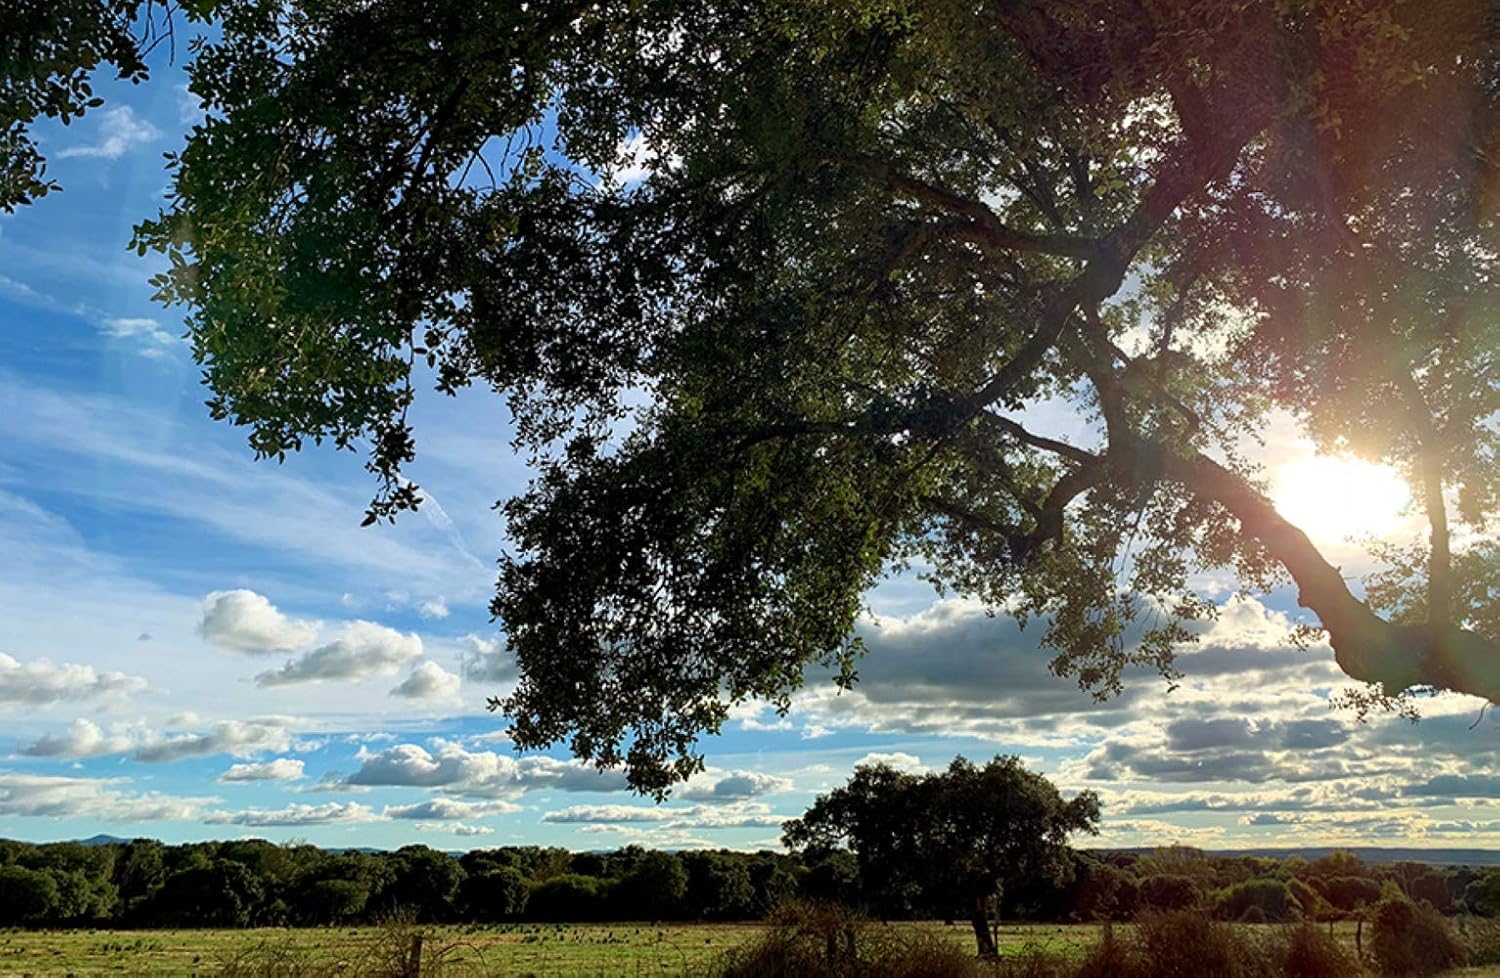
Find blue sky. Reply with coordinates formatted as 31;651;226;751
0;43;1495;854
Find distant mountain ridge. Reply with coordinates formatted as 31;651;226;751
1095;846;1500;867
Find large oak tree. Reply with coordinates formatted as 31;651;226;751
784;755;1100;956
10;0;1497;793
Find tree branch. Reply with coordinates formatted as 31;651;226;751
1148;445;1500;703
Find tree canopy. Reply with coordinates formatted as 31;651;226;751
783;755;1100;955
9;0;1498;794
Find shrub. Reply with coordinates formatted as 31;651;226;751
1368;897;1465;977
1459;915;1500;966
710;901;984;978
1072;910;1274;978
1273;921;1363;978
1133;910;1272;978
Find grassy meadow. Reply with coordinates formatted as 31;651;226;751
0;920;1497;978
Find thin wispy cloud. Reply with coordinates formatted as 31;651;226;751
56;106;162;159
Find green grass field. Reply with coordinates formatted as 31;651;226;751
0;921;1496;977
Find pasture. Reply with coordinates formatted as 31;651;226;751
0;921;1496;978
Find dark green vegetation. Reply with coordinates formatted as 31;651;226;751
4;0;1497;794
785;756;1100;955
0;833;1497;937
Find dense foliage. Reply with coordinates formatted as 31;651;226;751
7;1;1499;792
784;756;1100;954
0;836;1494;931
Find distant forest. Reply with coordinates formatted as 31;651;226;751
1;838;1498;929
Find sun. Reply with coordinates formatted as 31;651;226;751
1271;453;1412;543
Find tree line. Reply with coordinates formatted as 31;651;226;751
0;836;1496;930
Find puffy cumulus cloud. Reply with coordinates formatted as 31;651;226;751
19;718;135;758
205;802;378;827
460;634;515;683
1093;818;1228;848
218;759;306;782
0;772;209;821
678;769;793;802
1405;774;1500;799
199;590;320;653
1163;716;1350;753
256;621;421;687
543;801;788;831
344;741;519;793
1074;738;1353;785
383;798;520;820
854;752;927;773
0;653;146;706
390;661;461;701
135;719;295;763
56;106;161;159
544;804;677;824
341;741;628;797
754;593;1365;749
412;821;495;835
767;597;1333;744
418;599;450;620
518;756;632;793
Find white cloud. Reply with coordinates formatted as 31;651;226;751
341;741;628;797
0;772;208;821
218;758;306;782
57;106;161;159
679;769;793;802
19;719;135;758
854;752;926;774
256;621;421;686
100;317;178;356
135;720;295;763
383;798;520;820
390;661;460;701
418;598;450;620
460;634;514;683
204;801;378;827
0;652;145;705
544;804;676;824
543;801;787;831
199;589;321;653
448;823;494;836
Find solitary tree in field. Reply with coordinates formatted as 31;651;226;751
783;755;1100;956
9;0;1498;792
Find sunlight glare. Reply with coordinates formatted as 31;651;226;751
1272;454;1412;542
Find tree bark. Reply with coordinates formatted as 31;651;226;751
970;895;998;957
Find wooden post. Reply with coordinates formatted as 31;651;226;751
406;933;423;978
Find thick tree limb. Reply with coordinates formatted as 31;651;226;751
847;153;1101;260
1149;446;1500;703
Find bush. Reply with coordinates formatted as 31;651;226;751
1071;910;1273;978
1368;897;1465;977
710;901;984;978
1459;915;1500;966
1273;921;1363;978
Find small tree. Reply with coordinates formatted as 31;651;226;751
783;755;1098;957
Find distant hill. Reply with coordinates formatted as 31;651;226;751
75;834;131;847
1096;846;1500;867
